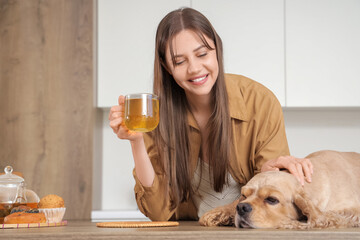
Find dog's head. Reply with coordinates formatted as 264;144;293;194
235;171;312;229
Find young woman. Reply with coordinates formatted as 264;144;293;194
109;7;313;221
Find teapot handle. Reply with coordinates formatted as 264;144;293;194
15;182;27;203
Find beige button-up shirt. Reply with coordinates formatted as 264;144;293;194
133;74;290;221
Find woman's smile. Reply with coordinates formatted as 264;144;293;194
189;74;209;85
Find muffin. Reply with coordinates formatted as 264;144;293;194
38;194;65;208
38;194;66;223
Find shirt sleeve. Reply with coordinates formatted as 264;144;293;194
133;133;176;221
253;91;290;174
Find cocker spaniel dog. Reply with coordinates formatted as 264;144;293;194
199;150;360;229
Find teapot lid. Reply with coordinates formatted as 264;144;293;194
0;166;25;184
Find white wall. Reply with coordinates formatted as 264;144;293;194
93;108;360;219
284;108;360;157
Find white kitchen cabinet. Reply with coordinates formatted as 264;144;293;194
97;0;190;107
286;0;360;107
192;0;286;106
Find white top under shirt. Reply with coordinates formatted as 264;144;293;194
191;160;242;218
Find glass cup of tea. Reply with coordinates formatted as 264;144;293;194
124;93;159;132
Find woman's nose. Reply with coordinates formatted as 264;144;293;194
187;58;201;74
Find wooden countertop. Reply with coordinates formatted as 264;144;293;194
2;220;360;240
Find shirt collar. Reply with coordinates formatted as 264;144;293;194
187;110;199;130
225;74;249;122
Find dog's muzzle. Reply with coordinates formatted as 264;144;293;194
237;202;252;216
235;203;253;228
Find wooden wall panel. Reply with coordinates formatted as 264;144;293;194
0;0;94;220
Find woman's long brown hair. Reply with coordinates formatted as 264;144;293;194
152;7;232;209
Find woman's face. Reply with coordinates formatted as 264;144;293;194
165;29;219;100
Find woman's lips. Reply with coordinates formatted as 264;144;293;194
189;74;208;85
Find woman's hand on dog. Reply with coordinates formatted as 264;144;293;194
261;156;313;186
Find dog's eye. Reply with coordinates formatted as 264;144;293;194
265;196;279;205
240;194;247;200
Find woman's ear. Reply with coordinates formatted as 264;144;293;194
161;60;172;75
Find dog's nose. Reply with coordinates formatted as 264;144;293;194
236;203;252;216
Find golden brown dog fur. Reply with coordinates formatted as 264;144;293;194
199;150;360;229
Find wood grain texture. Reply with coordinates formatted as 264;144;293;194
2;221;360;240
0;0;94;220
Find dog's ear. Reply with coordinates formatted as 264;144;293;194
276;190;314;229
293;202;308;223
292;190;319;225
292;190;347;228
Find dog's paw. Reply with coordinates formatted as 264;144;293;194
199;209;234;227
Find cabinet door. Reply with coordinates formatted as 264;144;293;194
286;0;360;107
98;0;190;107
192;0;286;105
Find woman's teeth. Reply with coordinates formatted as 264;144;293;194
191;75;207;82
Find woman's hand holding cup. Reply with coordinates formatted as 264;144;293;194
109;95;143;141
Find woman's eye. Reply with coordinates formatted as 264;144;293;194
198;52;207;57
265;196;279;205
174;60;184;66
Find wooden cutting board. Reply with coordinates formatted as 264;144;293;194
96;221;179;228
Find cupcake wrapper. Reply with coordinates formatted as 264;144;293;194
38;207;66;223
